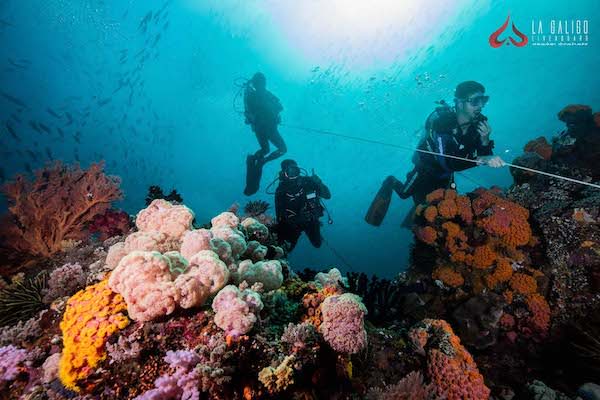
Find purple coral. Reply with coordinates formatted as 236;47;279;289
43;263;88;303
0;345;28;382
135;350;201;400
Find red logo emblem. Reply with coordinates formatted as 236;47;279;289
489;15;528;48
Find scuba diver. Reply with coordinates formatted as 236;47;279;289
274;159;331;252
366;80;505;227
243;72;287;196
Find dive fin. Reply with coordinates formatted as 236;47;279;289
244;155;264;196
365;179;394;226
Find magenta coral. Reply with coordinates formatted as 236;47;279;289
320;293;368;354
89;209;131;241
0;161;122;257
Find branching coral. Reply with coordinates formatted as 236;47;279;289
59;278;129;390
366;370;435;400
0;161;122;257
258;354;295;394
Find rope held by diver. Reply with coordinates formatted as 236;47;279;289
281;123;600;190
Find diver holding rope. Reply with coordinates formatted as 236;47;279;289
365;81;505;227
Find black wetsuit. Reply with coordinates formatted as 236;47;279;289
275;176;331;251
395;109;494;204
244;87;287;162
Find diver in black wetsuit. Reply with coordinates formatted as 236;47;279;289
274;159;331;252
244;72;287;167
366;81;505;226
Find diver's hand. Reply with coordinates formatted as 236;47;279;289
477;155;505;168
477;120;492;145
311;169;322;184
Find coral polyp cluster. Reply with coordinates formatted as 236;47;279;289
58;278;129;390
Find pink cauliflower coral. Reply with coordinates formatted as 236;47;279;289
212;285;263;337
320;293;368;354
211;226;247;261
135;199;194;240
211;211;239;229
180;229;213;260
105;242;128;270
108;251;180;321
175;250;229;309
123;231;179;254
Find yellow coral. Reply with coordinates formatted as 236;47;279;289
258;355;295;394
59;278;129;391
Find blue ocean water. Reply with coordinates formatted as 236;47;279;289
0;0;598;277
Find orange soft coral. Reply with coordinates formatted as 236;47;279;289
437;199;458;219
410;319;490;400
59;278;129;391
301;286;340;328
526;293;551;335
455;195;473;224
524;137;552;160
433;266;464;288
509;273;537;295
484;258;513;288
0;161;122;257
423;206;438;223
415;226;437;245
471;245;497;269
425;188;445;204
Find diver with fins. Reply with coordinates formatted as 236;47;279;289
243;72;287;196
365;80;505;227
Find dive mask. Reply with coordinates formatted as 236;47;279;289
464;95;489;107
284;165;300;179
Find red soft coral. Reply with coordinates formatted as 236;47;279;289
1;161;122;257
